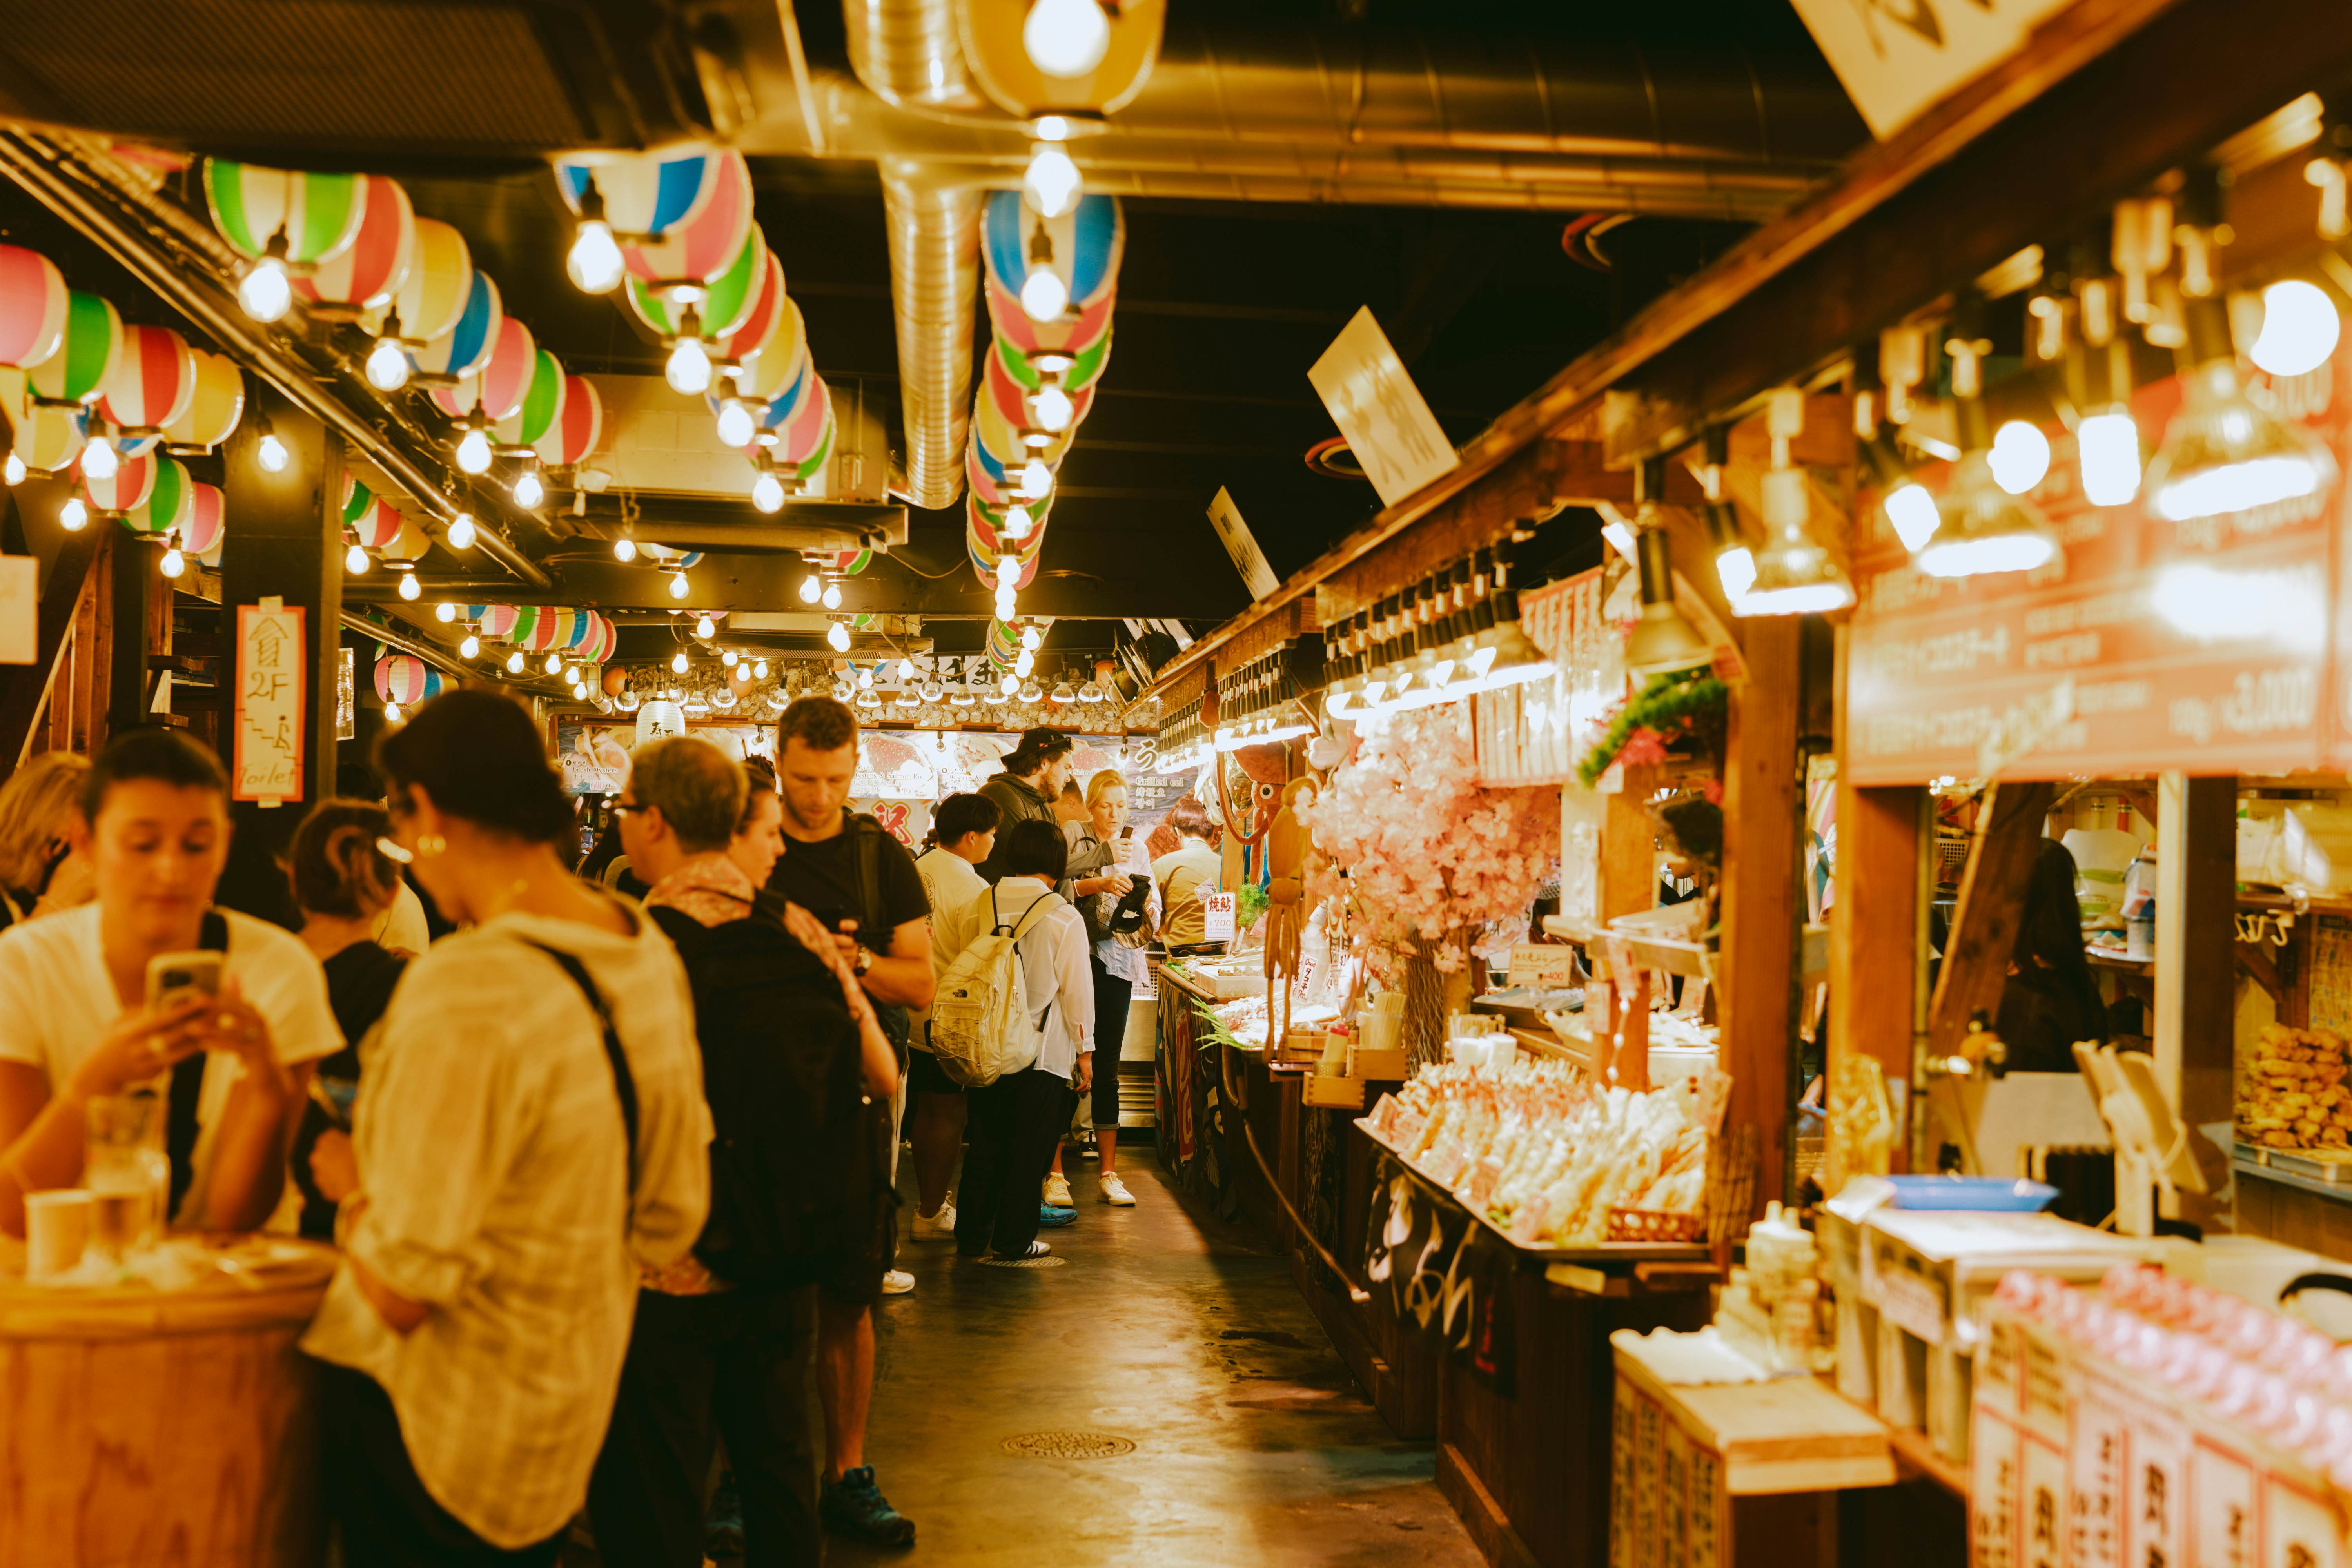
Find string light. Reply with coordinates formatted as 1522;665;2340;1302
2078;411;2143;508
513;468;545;509
256;423;289;473
566;185;626;294
545;652;563;674
1019;625;1042;652
1988;420;2052;495
1023;142;1082;219
1001;505;1033;540
1023;0;1111;76
752;469;785;513
384;701;402;723
1016;458;1053;500
1027;384;1074;433
753;659;769;679
446;512;477;550
672;650;690;674
455;423;492;474
695;613;716;639
3;454;22;486
80;438;117;482
799;574;822;604
2249;279;2342;377
506;650;526;673
822;582;843;610
160;548;185;579
59;498;85;531
1021;266;1069;323
614;537;637;562
237;234;293;323
459;633;480;659
665;310;713;395
345;543;370;574
669;571;690;599
436;602;458;623
827;621;850;652
365;332;411;392
715;397;756;449
398;571;420;600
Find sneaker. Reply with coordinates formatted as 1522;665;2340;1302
1043;1172;1073;1207
821;1465;915;1547
994;1240;1052;1260
705;1471;746;1559
911;1198;957;1240
1100;1173;1136;1206
1038;1204;1076;1227
881;1269;915;1295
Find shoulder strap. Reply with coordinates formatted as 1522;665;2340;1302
165;910;235;1216
516;939;640;1216
848;810;886;948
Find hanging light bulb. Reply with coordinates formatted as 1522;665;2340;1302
716;397;756;449
1016;457;1054;500
672;650;691;674
1019;625;1042;652
752;468;786;514
996;588;1019;619
1021;265;1069;324
160;548;185;579
733;662;751;684
1015;649;1035;677
753;659;769;679
1000;504;1034;541
365;332;411;392
1023;0;1111;76
2078;410;2143;507
446;512;477;550
722;648;738;667
573;681;589;700
79;437;117;482
858;666;875;689
436;602;458;623
669;570;690;599
345;543;370;574
1742;468;1855;615
695;613;716;639
4;453;23;486
1023;142;1083;218
256;424;290;474
827;620;850;652
1987;419;2052;495
822;582;843;610
1000;671;1021;696
2249;279;2342;377
799;574;822;604
512;468;545;509
459;633;480;659
1027;383;1075;434
613;537;637;563
665;329;713;396
398;570;421;601
506;649;526;673
455;422;493;475
59;497;86;531
566;663;582;684
566;187;626;294
383;701;403;724
544;652;563;674
238;235;294;323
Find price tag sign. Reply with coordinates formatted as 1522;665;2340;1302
1507;942;1578;989
1203;891;1237;942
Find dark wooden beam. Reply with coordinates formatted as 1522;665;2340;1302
0;501;104;772
1927;779;2060;1065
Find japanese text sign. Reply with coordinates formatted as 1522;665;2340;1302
234;601;305;804
1308;307;1459;508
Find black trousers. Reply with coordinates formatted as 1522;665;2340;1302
1088;955;1133;1129
316;1360;563;1568
587;1283;822;1568
955;1065;1070;1256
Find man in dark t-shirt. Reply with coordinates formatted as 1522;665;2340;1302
764;695;932;1550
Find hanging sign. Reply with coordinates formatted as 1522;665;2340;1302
0;555;33;663
336;646;356;740
1307;307;1458;508
1507;942;1579;990
1205;486;1280;602
1203;890;1237;943
234;599;305;804
1788;0;2081;139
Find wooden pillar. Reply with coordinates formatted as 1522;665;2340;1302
1926;778;2059;1062
1718;617;1802;1215
1826;624;1924;1178
2155;774;2235;1154
218;390;343;822
107;527;161;736
0;486;105;772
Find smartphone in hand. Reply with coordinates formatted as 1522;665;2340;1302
144;951;223;1013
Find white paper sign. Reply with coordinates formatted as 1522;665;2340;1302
233;601;305;804
1307;307;1459;508
0;555;34;664
1203;891;1237;942
1205;486;1280;601
1789;0;2080;139
1507;942;1578;989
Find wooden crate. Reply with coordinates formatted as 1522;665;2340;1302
1302;1073;1366;1109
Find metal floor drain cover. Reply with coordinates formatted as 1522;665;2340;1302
1002;1431;1136;1459
976;1254;1067;1268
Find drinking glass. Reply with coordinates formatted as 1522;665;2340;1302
84;1090;169;1256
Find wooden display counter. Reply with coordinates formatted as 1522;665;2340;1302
0;1236;338;1568
1154;960;1287;1242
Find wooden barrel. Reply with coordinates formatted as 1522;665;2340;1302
0;1236;338;1568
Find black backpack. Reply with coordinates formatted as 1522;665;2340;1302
649;898;873;1285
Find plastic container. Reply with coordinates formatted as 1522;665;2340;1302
1882;1176;2060;1212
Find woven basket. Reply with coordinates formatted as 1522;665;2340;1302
1606;1207;1706;1243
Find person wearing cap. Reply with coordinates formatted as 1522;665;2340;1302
976;730;1129;909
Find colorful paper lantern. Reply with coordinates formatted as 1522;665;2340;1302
0;245;67;371
84;450;155;514
293;174;415;313
715;251;787;366
993;325;1112;399
985;270;1115;357
125;455;193;535
339;472;406;548
164;349;245;452
735;298;807;404
771;370;831;464
494;347;566;449
408;268;501;382
181;482;225;557
474;604;519;638
370;217;471;344
202;160;366;265
620;149;752;289
981;191;1123;316
431;314;534;423
99;324;196;434
534;374;603;468
555;150;724;237
27;290;121;406
584;614;618;663
630;222;765;341
6;377;84;473
374;655;444;705
381;518;430;563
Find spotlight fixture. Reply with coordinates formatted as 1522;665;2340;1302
1019;681;1042;702
2249;279;2341;377
1624;461;1713;680
1914;308;2062;577
1987;420;2052;496
1860;437;1942;552
446;512;477;550
1696;430;1753;609
1742;468;1856;616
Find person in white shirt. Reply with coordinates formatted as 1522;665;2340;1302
905;792;1001;1240
300;690;710;1566
0;729;339;1238
930;818;1093;1261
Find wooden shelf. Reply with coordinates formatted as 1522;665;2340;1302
2238;891;2352;918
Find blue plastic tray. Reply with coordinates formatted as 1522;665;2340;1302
1882;1176;2060;1212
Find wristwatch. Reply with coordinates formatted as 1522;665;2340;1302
852;945;875;977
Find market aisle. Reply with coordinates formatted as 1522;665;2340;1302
837;1157;1483;1567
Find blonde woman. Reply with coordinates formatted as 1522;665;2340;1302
1050;769;1149;1206
0;752;94;929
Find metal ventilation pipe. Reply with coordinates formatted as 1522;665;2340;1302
842;0;985;113
880;161;981;512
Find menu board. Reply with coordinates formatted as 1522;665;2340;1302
1846;350;2351;784
233;600;305;804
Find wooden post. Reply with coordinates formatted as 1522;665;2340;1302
1927;778;2059;1065
1826;624;1924;1176
2154;774;2235;1189
107;525;159;736
1718;618;1802;1215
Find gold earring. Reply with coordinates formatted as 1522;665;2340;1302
415;834;447;858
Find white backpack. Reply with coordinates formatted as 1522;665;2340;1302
930;886;1063;1089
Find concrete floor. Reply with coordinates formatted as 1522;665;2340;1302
838;1152;1484;1568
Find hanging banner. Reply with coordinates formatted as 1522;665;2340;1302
1789;0;2081;140
1476;565;1612;786
1308;307;1458;508
234;599;305;803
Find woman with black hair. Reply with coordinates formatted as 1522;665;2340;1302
300;688;711;1567
1995;838;2109;1073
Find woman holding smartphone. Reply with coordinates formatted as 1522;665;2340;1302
0;728;342;1237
